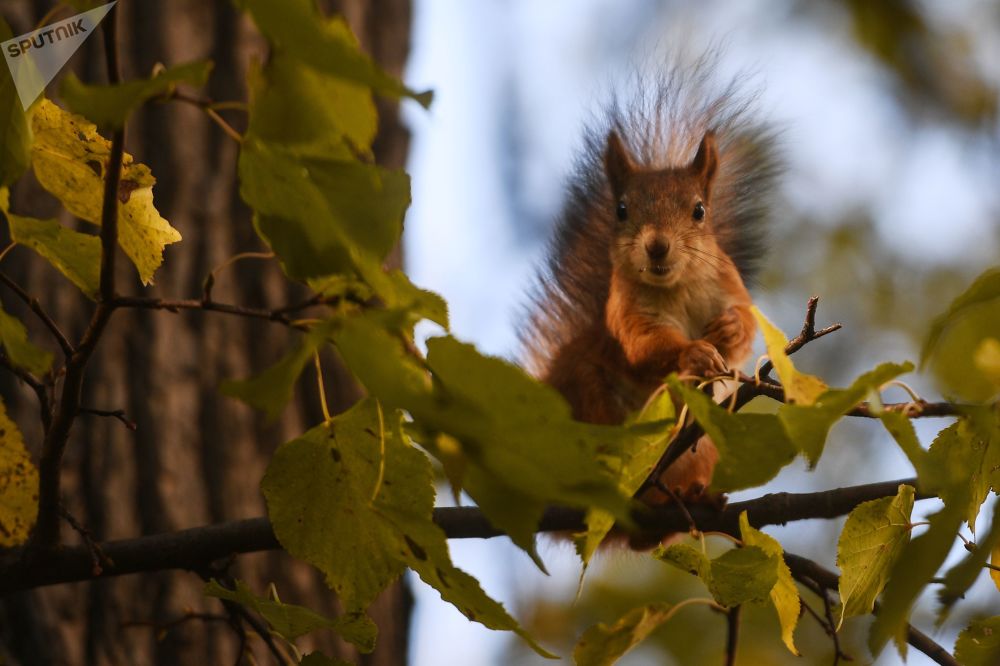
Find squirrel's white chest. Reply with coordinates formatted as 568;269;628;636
648;284;730;340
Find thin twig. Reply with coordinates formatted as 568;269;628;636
120;610;230;634
0;352;51;431
111;297;305;329
728;371;964;418
724;605;741;666
786;553;959;666
0;271;74;356
58;506;114;576
80;407;136;431
759;296;842;379
165;90;244;143
202;251;274;301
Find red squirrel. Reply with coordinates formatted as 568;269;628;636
521;61;782;508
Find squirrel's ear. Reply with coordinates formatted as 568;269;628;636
691;131;719;197
604;130;634;196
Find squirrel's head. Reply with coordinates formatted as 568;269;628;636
604;130;723;289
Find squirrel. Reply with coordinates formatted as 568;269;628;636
521;57;782;510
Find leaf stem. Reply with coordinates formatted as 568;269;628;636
313;352;331;424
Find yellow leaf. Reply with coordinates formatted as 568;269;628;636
991;541;1000;593
974;338;1000;393
739;512;800;655
0;398;38;546
751;306;827;405
29;99;181;285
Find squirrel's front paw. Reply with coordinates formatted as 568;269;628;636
704;306;750;353
678;340;727;377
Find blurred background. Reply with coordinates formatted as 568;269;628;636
0;1;996;665
401;0;1000;664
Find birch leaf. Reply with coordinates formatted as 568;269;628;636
29;99;181;284
0;398;37;546
836;484;915;628
739;512;800;655
1;196;100;299
574;603;675;666
751;306;827;405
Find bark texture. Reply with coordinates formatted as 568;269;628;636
0;0;415;664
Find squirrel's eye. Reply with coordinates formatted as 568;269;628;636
616;201;628;221
692;202;706;222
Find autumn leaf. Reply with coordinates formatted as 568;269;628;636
0;399;38;547
29;99;181;285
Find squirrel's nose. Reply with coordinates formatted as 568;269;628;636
645;239;669;261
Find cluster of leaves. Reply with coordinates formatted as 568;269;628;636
1;1;999;664
567;279;1000;664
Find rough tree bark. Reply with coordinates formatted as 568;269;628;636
0;0;416;664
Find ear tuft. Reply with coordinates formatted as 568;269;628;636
691;131;719;198
604;130;634;196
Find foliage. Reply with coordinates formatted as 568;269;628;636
0;1;996;664
0;398;37;546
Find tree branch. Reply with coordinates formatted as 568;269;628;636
638;296;959;498
30;3;123;551
785;553;959;666
0;271;74;357
724;605;741;666
0;477;926;594
0;351;51;430
111;297;302;329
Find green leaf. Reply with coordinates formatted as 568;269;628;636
937;502;1000;623
29;99;181;284
0;18;31;187
655;542;711;579
246;53;376;158
927;409;1000;531
879;411;934;486
0;302;52;376
956;616;1000;666
573;603;675;666
575;392;675;564
240;140;409;280
669;378;797;492
420;336;632;560
204;579;375;650
1;196;100;299
869;495;967;659
778;362;913;466
333;316;635;569
739;512;800;655
751;306;827;405
0;398;37;546
262;404;406;611
974;338;1000;395
234;0;432;107
261;398;553;657
60;61;213;128
922;267;1000;402
836;484;915;628
655;543;778;608
708;546;779;607
220;322;333;421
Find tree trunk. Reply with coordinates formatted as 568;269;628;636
0;1;416;664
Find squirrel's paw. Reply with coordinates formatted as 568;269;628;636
704;306;750;353
678;339;727;377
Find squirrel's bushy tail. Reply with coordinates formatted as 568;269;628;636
520;52;784;377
